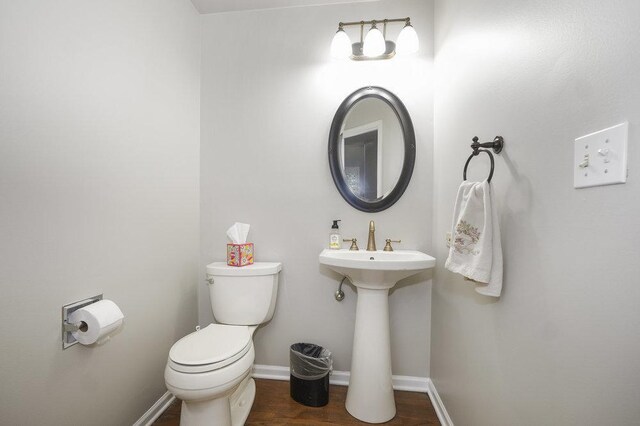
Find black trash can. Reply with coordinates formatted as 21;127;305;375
289;343;332;407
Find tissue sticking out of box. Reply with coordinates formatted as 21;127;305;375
226;222;250;244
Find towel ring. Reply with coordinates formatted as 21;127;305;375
463;149;495;182
462;136;504;183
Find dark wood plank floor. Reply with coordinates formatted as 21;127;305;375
154;379;440;425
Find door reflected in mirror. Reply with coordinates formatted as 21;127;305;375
340;98;404;202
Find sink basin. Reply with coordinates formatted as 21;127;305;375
319;248;435;423
319;249;435;289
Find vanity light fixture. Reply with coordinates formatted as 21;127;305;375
330;17;419;60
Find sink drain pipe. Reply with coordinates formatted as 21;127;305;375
335;276;351;301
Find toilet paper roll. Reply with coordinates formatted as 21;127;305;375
68;299;124;345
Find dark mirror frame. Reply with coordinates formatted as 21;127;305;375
328;86;416;212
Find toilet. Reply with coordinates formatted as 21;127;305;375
165;261;282;426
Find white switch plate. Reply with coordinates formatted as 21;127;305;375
574;122;628;189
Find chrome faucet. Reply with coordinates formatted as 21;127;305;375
367;220;376;251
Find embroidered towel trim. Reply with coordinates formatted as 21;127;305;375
445;180;503;297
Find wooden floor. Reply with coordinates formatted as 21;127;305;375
154;379;440;425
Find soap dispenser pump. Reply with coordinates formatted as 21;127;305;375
329;220;341;249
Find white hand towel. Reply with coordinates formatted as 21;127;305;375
445;180;503;297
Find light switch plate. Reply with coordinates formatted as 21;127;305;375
574;122;628;189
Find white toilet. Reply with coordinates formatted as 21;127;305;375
165;261;282;426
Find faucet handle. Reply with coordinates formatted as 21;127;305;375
383;239;401;252
344;238;359;251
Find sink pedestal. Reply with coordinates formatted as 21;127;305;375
346;287;395;423
318;249;435;424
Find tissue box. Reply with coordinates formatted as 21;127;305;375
227;243;254;267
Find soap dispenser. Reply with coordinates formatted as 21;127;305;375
329;220;341;249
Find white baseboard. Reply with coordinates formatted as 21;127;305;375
252;364;430;393
132;390;176;426
251;364;290;381
426;378;454;426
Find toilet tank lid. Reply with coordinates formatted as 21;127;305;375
206;262;282;277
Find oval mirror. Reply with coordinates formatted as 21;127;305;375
328;87;416;212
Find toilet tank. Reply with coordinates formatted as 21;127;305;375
206;262;282;325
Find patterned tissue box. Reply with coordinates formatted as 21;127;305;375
227;243;254;267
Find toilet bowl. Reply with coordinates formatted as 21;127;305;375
165;262;281;426
165;324;257;425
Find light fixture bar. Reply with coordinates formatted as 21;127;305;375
339;17;409;27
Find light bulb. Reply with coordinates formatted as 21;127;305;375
363;24;386;57
396;23;419;55
330;28;352;59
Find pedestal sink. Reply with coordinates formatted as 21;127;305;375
319;249;435;423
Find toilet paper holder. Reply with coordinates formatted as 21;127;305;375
63;321;87;332
61;294;103;349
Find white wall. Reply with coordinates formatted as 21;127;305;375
200;0;434;376
432;0;640;424
0;1;200;424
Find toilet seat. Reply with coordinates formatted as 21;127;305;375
169;324;252;374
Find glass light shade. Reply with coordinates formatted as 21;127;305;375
363;25;386;57
396;24;419;55
330;29;352;59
